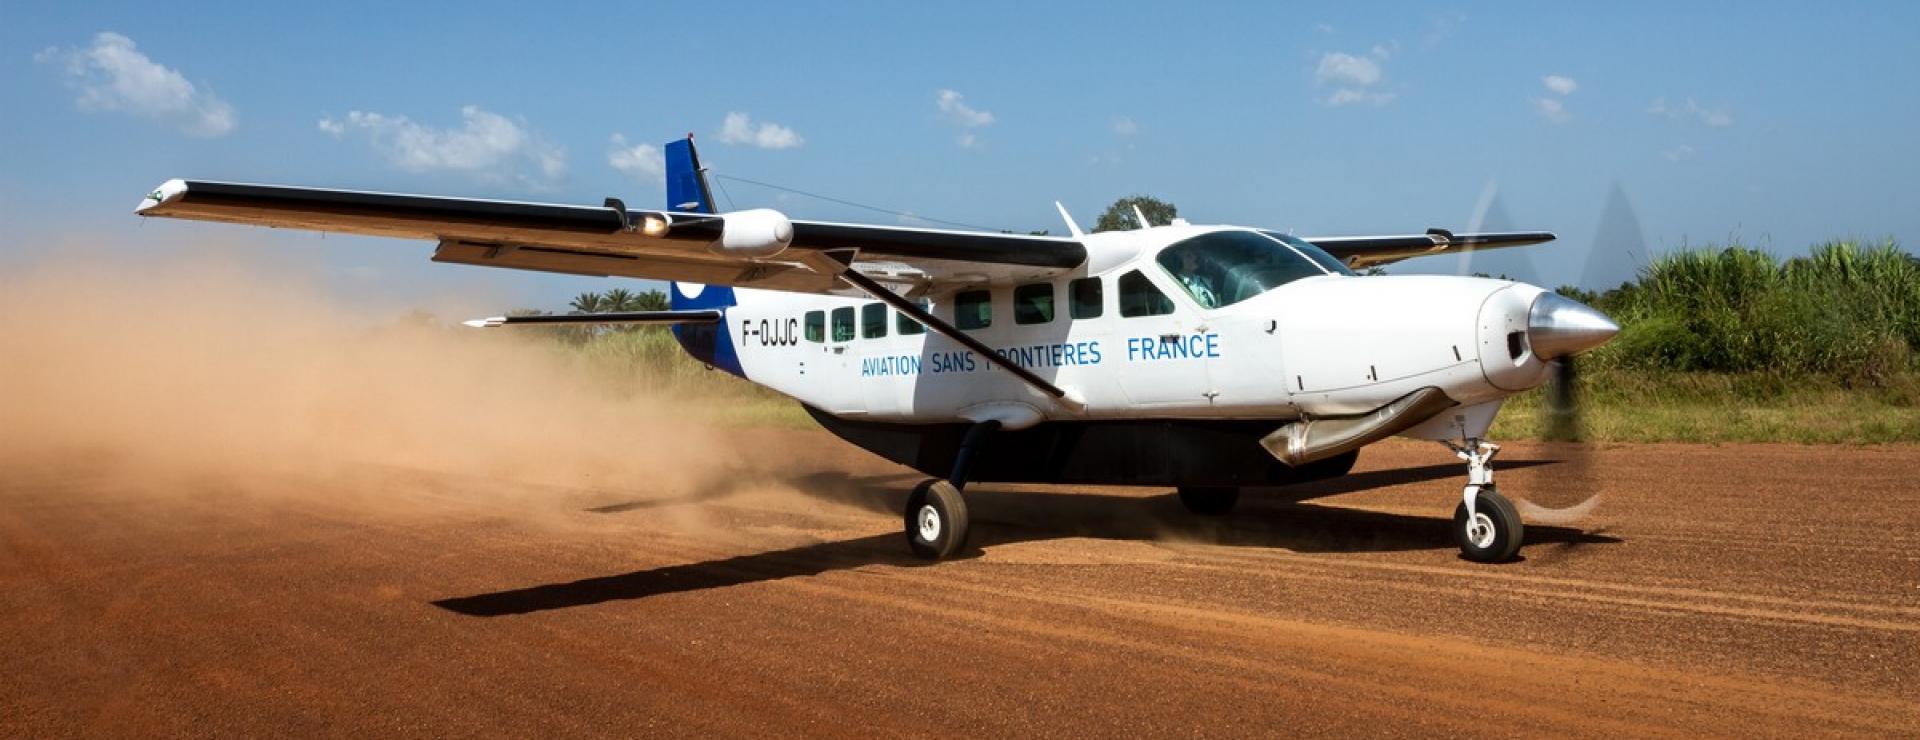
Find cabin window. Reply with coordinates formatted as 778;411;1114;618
897;299;929;335
804;310;825;342
831;306;855;341
1119;270;1175;317
861;302;888;339
955;290;992;330
1014;283;1054;324
1069;277;1103;319
1157;230;1332;309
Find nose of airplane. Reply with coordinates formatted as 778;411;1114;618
1527;293;1620;359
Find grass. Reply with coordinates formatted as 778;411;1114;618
1492;369;1920;444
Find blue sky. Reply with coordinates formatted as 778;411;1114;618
3;2;1917;314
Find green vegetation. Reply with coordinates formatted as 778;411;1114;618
1559;239;1919;383
1092;195;1178;232
1499;238;1920;443
517;288;810;428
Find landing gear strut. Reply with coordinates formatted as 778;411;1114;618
905;420;999;560
1445;438;1524;563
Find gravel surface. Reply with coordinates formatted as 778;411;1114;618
4;434;1917;737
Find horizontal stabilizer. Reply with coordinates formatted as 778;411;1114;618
461;310;723;328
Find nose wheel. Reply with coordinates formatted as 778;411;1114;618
1454;486;1523;563
1445;438;1525;563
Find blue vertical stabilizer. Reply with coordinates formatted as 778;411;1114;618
664;137;716;214
663;135;738;374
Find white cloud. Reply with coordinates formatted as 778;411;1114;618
936;89;995;128
715;112;804;149
318;105;566;187
1314;22;1335;35
936;89;995;147
1315;52;1382;87
1533;97;1571;124
1662;144;1696;162
1315;49;1397;107
607;134;664;182
1112;116;1139;136
37;32;235;137
1329;89;1397;107
1542;75;1578;96
1648;97;1734;128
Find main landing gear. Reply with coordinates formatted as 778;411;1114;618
1445;438;1524;563
905;420;1000;560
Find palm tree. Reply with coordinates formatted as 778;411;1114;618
569;291;606;314
603;288;637;312
633;289;670;311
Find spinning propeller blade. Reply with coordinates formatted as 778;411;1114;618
1522;181;1646;525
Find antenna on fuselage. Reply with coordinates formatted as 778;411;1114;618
1131;204;1153;230
1054;201;1085;238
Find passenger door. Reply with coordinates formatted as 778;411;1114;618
1112;268;1215;408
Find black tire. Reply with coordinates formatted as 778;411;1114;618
1453;487;1524;563
1177;486;1239;516
905;478;969;560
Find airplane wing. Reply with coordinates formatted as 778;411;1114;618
1303;229;1556;270
134;179;1086;296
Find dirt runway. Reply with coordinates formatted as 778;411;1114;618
3;433;1917;737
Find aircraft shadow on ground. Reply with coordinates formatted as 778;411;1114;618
433;459;1618;617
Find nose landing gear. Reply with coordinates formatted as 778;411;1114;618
1445;438;1524;563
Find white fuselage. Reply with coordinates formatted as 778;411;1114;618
687;225;1557;438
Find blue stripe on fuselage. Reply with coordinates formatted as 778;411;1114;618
669;283;745;378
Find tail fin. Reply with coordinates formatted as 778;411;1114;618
664;135;716;214
663;134;737;373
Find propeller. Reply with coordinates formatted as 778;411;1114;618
1441;180;1643;527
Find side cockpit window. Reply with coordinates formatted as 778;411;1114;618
1069;277;1103;319
1119;270;1174;317
1158;230;1331;309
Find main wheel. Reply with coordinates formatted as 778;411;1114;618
1453;487;1524;563
1177;486;1239;516
905;478;969;560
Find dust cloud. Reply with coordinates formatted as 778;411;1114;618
0;246;740;511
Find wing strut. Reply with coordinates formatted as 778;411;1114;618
806;251;1082;412
462;310;722;328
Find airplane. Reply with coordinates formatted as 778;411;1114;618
135;135;1618;564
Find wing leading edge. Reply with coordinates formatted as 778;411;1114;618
136;179;1087;294
1304;229;1557;269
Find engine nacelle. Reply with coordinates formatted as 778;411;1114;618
710;208;795;258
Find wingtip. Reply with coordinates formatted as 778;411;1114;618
462;317;506;329
136;178;188;215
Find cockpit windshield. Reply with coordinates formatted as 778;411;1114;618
1156;230;1345;309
